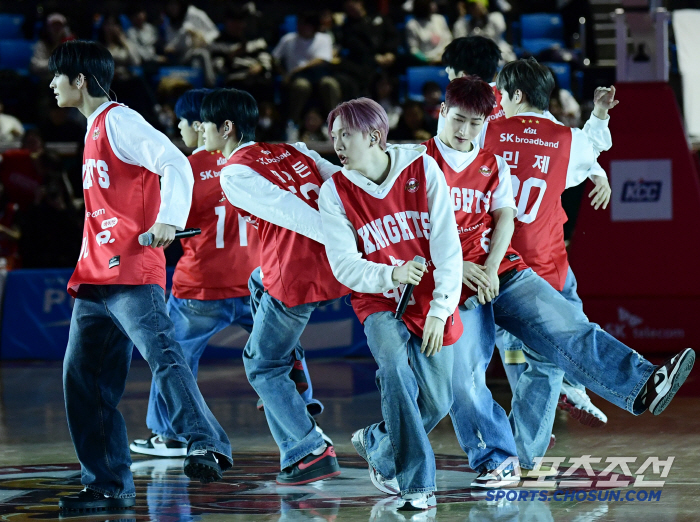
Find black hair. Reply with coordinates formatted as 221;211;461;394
174;88;212;125
299;12;321;32
48;40;114;99
413;0;432;20
442;36;501;82
496;57;555;111
200;88;259;142
422;81;441;95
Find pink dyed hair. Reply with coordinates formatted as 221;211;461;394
327;97;389;149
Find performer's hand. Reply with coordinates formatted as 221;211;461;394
462;261;490;292
593;86;619;119
481;264;500;303
146;223;176;248
392;261;427;286
589;175;611;210
422;316;445;357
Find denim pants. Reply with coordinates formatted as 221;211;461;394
489;269;655;468
146;294;254;441
63;284;233;498
362;312;454;495
495;268;585;392
248;267;324;416
243;277;335;470
449;305;518;473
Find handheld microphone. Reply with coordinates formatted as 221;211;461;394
138;228;202;246
394;255;426;320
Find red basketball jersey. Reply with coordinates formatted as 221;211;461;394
487;83;505;123
171;148;260;300
425;138;527;303
224;143;348;307
330;159;463;345
483;116;573;290
68;103;165;297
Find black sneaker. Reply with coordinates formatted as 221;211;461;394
184;449;223;483
130;435;187;457
276;445;341;485
643;348;695;415
291;359;309;393
58;488;135;512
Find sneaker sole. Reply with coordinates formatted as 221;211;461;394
650;349;695;415
129;443;187;458
369;468;400;495
275;465;341;486
557;396;606;428
184;461;223;484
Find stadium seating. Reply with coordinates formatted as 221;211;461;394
155;66;205;88
0;40;34;74
0;14;25;40
544;61;571;91
521;13;564;55
405;66;449;101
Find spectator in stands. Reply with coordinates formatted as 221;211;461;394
0;181;20;269
126;6;165;65
452;0;516;62
39;108;84;143
16;180;82;268
300;108;328;143
272;11;342;126
548;67;582;128
256;101;286;142
389;100;435;141
0;102;24;145
100;15;142;67
336;0;399;92
162;0;218;86
406;0;453;65
422;81;443;121
30;13;75;77
372;73;402;129
210;7;274;103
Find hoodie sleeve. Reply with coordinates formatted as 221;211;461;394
318;178;398;293
423;154;463;322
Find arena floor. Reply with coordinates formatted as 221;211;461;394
0;358;698;521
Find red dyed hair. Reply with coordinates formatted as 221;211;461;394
327;97;389;149
444;75;495;119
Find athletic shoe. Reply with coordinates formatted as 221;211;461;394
276;445;341;485
184;449;223;483
396;492;436;511
471;468;520;488
316;424;333;446
257;398;265;412
58;488;135;512
643;348;695;415
558;384;608;427
548;434;556;450
291;359;309;393
130;435;187;457
351;429;400;495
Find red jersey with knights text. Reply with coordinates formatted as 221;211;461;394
331;158;463;346
225;142;348;307
483;116;573;290
172;148;260;300
425;139;527;303
68;103;164;297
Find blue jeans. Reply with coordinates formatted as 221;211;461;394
146;294;254;441
63;284;232;498
362;312;454;494
449;305;518;473
495;268;585;391
243;278;335;470
489;269;655;468
248;267;324;416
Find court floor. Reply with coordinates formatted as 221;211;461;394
0;358;698;521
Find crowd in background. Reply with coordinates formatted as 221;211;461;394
0;0;599;270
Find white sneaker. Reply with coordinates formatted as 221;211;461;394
315;424;333;446
471;468;521;488
558;383;608;427
642;348;695;415
396;492;436;511
130;435;187;457
351;429;400;495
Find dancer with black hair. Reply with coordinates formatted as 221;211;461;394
50;41;232;513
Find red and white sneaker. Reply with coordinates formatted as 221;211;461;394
558;384;607;428
276;445;341;485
